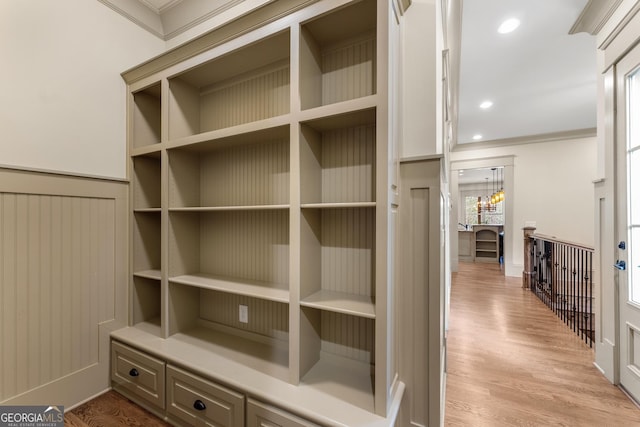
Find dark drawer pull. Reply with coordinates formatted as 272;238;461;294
193;400;206;411
129;368;139;377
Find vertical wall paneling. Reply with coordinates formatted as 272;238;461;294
201;65;290;132
169;136;290;208
321;126;375;203
321;36;376;106
320;208;375;296
397;159;444;427
320;311;374;363
201;210;290;285
0;170;126;407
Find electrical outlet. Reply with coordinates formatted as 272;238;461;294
239;305;248;323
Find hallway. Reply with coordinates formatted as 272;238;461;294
445;262;640;426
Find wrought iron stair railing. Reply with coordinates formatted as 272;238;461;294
526;233;594;347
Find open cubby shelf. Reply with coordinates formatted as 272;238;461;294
300;307;375;412
132;83;161;148
300;0;377;110
124;0;397;419
168;126;290;209
300;108;376;205
169;30;290;140
168;209;290;287
168;283;290;381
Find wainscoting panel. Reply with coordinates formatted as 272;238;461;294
0;168;127;409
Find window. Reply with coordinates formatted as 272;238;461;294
464;196;504;226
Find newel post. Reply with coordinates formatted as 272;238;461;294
523;226;536;289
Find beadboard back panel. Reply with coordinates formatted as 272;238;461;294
0;168;127;408
320;208;375;296
200;290;289;339
201;210;290;284
201;65;290;132
321;36;376;106
200;138;290;207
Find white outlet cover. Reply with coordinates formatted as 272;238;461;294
239;305;248;323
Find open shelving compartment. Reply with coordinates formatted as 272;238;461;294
131;151;162;336
132;152;161;211
300;307;376;412
168;30;291;140
167;204;291;380
131;82;161;148
300;108;376;207
168;125;290;209
300;0;377;111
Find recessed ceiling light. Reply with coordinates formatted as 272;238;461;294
472;134;483;140
480;101;493;109
498;18;520;34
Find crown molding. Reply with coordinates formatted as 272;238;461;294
452;128;597;152
570;0;623;35
99;0;263;41
97;0;164;38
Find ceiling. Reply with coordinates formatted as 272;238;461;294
457;0;596;145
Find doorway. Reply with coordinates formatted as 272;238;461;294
450;157;514;275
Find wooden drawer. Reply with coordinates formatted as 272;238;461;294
111;340;165;410
166;365;244;427
247;399;319;427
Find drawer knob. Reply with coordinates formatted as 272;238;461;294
129;368;140;377
193;400;206;411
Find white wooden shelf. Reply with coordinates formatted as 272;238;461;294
133;269;162;280
301;202;376;209
169;205;289;212
169;324;290;383
132;318;162;337
300;290;375;318
300;353;375;413
166;117;290;150
169;274;289;303
133;208;161;213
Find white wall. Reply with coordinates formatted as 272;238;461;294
451;136;597;275
0;0;165;179
401;0;437;158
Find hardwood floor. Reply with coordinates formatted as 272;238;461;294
65;391;169;426
445;262;640;426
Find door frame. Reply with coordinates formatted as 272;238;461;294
450;156;514;275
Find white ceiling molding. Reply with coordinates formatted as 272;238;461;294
97;0;164;38
161;0;246;40
138;0;184;14
570;0;624;35
98;0;259;41
452;127;596;152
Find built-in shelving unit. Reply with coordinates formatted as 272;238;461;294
117;0;402;424
474;225;501;263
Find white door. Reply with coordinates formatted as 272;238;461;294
617;41;640;401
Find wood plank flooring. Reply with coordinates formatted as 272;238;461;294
445;262;640;426
65;391;169;426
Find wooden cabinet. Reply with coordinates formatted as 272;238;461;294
247;400;319;427
115;0;404;424
166;365;245;427
111;341;166;412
